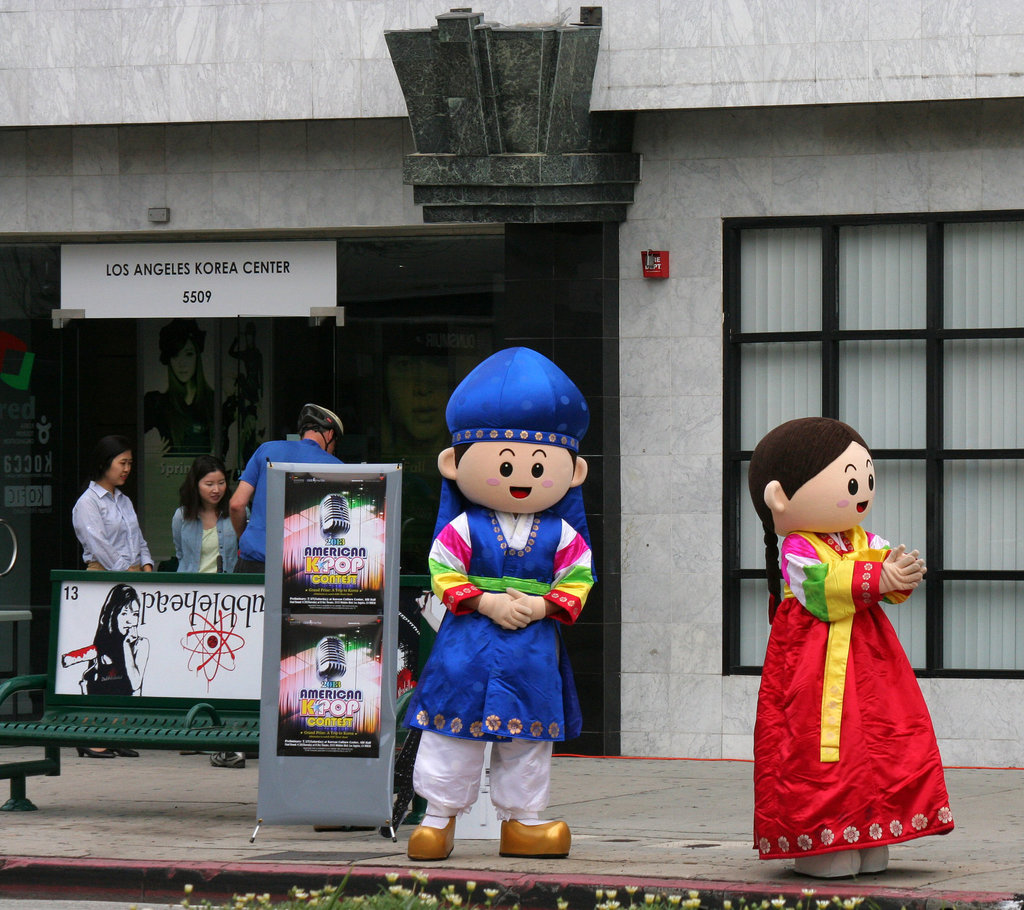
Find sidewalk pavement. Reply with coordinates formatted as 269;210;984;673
0;748;1021;909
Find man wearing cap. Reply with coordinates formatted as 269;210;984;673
229;402;344;574
211;403;343;769
404;348;595;861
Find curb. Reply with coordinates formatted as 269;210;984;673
0;858;1020;910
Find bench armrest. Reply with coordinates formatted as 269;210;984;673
0;673;47;708
185;702;224;728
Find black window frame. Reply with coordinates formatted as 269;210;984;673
723;212;1024;678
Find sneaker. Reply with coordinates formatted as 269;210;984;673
210;751;245;768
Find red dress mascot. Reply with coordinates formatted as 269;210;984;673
748;417;954;877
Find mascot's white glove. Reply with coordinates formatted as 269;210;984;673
475;591;533;630
506;588;549;621
879;544;926;594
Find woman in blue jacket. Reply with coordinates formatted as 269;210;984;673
172;455;238;574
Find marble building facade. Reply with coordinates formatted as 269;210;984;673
2;0;1024;765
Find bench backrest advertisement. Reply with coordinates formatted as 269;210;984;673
50;570;265;704
256;463;402;829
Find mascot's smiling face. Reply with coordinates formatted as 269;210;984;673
764;440;876;536
438;439;587;515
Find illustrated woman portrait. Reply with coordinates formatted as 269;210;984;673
144;318;216;456
78;583;150;696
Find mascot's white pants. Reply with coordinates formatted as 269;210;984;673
413;730;553;821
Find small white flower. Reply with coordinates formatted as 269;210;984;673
820;828;834;846
843;825;860;843
778;836;790;852
868;823;883;840
386;873;400;884
645;895;657;905
890;819;903;837
798;834;813;851
938;806;953;823
772;898;787;908
759;837;771;853
912;813;928;831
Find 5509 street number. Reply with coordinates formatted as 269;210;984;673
183;290;212;304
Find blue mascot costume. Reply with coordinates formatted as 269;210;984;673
405;347;595;861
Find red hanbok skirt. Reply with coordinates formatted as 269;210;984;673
754;597;954;859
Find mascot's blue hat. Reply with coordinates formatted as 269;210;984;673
447;347;589;451
433;347;593;549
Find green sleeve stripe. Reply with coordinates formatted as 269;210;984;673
428;556;457;576
558;563;595;587
802;562;831;621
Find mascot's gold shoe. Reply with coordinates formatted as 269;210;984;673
407;817;456;861
499;820;571;858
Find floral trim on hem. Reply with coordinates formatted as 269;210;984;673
410;709;562;742
756;807;954;859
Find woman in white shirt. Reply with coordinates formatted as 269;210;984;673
70;435;151;759
72;436;153;573
172;454;237;574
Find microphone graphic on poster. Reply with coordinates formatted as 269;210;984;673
320;494;350;537
316;635;347;681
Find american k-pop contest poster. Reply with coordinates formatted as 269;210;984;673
281;473;386;610
278;472;388;757
277;613;383;757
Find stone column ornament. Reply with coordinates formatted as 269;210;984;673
386;8;641;223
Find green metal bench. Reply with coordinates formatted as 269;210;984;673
0;570;267;812
0;571;432;815
0;672;260;811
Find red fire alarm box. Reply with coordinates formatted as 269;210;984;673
641;250;669;278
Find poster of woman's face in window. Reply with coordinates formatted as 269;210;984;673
381;354;450;470
140;318;270;568
143;318;216;457
376;325;491;570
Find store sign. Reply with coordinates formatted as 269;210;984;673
60;241;336;318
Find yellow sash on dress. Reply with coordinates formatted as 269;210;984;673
783;528;889;764
819;615;852;762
